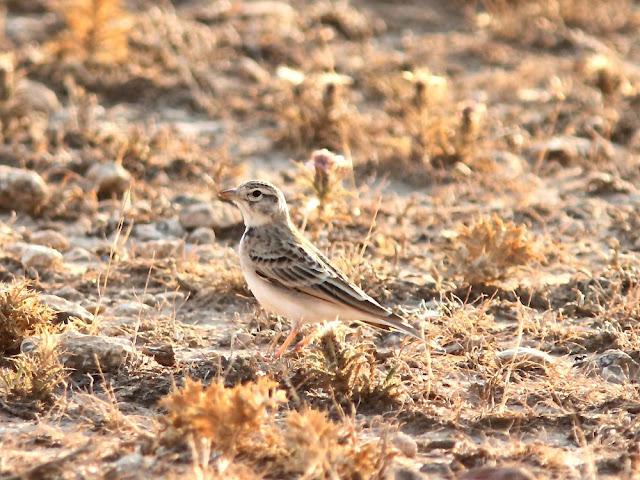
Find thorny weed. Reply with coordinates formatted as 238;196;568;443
449;214;545;285
161;377;395;479
284;408;395;480
0;331;66;409
290;328;403;410
0;280;56;354
162;377;286;457
296;148;355;226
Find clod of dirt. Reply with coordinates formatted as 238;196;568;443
105;452;149;480
133;220;185;241
4;13;62;44
87;162;132;198
529;135;611;165
134;239;185;260
39;294;94;324
8;79;61;116
391;431;418;458
141;344;176;367
21;331;140;373
187;226;216;244
392;467;427;480
29;230;71;252
586;172;635;195
0;166;49;214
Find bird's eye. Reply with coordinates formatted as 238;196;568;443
250;190;262;199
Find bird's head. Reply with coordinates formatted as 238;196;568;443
218;180;290;227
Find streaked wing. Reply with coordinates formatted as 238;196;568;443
249;234;393;320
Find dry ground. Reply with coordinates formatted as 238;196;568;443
1;0;640;478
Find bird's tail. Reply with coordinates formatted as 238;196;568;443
360;312;423;340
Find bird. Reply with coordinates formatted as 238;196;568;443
219;180;423;357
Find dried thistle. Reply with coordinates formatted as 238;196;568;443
296;148;355;225
402;69;448;112
305;149;353;202
161;377;286;456
455;102;486;161
0;332;66;408
0;281;56;355
284;408;394;479
451;214;544;284
292;328;402;408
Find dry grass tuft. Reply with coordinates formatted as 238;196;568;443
476;0;640;46
161;377;286;457
161;377;394;478
291;328;402;409
0;281;56;355
0;332;66;408
284;408;394;479
52;0;131;64
450;215;544;284
271;68;364;153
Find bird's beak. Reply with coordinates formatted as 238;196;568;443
218;188;239;202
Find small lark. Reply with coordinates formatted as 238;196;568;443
219;180;422;357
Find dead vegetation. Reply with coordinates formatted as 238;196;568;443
51;0;131;64
289;328;404;410
0;332;66;411
474;0;640;45
0;281;55;354
448;215;545;285
160;377;394;478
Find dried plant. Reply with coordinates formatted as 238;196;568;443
297;148;355;224
161;377;286;457
52;0;131;64
0;281;56;355
291;328;402;408
0;332;66;408
450;214;544;284
272;68;363;153
284;408;394;479
369;69;468;179
161;377;394;478
477;0;639;45
455;102;487;162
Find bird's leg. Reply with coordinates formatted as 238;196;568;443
274;321;301;359
292;324;320;353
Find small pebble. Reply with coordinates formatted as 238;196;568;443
87;162;132;198
391;431;418;458
30;230;70;252
188;227;216;244
20;244;63;270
